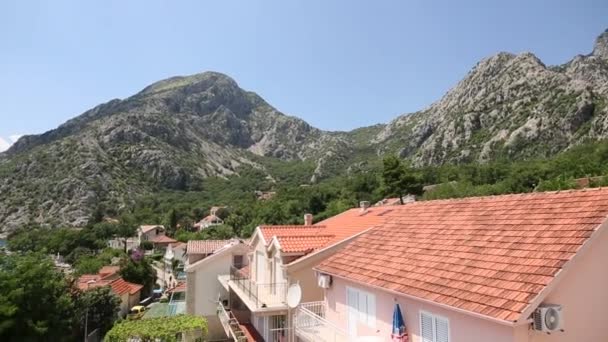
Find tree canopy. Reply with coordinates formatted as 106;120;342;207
0;253;76;341
119;251;157;296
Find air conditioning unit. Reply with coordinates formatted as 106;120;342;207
533;304;563;333
317;273;332;289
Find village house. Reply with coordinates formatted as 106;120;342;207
138;224;165;244
212;203;392;341
77;266;143;317
193;206;226;230
151;234;177;252
184;239;250;341
293;188;608;342
162;242;188;289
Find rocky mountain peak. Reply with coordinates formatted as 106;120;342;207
592;29;608;60
2;29;608;230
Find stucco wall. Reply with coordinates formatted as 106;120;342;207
191;253;230;316
289;266;323;303
186;245;249;317
514;225;608;342
118;292;130;317
128;292;140;311
325;277;519;342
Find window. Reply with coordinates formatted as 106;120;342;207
233;255;244;268
420;311;449;342
346;287;376;329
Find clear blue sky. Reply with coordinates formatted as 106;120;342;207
0;1;606;149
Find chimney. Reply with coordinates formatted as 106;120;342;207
359;201;370;211
304;213;313;226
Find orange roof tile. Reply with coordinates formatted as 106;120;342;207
278;235;335;253
259;206;391;256
77;273;142;296
140;225;163;233
317;188;608;322
98;266;120;278
151;235;177;244
109;278;143;295
187;239;235;254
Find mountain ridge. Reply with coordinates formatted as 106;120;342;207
1;29;608;230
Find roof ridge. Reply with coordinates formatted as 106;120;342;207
414;187;608;205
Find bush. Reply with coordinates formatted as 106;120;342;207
140;241;153;250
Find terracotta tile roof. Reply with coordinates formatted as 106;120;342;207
259;206;391;255
77;275;104;290
171;242;187;249
259;225;326;243
98;266;120;278
317;188;608;322
278;235;335;253
151;235;177;244
109;278;143;295
77;273;142;296
140;225;163;233
187;239;234;255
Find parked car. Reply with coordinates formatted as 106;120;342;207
127;305;147;320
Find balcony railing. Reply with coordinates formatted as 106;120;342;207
294;302;349;342
229;265;288;309
217;304;248;342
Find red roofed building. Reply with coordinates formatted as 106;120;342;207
193;206;226;230
151;234;177;251
77;267;144;317
137;224;164;244
224;203;393;341
297;188;608;342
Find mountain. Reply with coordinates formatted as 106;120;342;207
0;72;354;228
1;29;608;230
376;29;608;164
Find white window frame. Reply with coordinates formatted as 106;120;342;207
419;310;450;342
346;286;376;329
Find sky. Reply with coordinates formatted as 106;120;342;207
0;1;607;151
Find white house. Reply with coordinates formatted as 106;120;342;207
185;239;250;341
138;225;165;244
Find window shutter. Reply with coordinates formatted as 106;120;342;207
420;312;434;342
435;316;449;342
367;292;376;327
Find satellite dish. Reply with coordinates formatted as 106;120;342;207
286;283;302;308
545;307;560;330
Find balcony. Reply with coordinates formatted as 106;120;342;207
294;302;349;342
228;265;288;311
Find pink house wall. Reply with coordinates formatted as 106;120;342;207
325;277;519;342
514;224;608;342
323;224;608;342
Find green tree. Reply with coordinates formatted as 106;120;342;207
76;287;121;338
381;156;422;203
119;254;156;296
74;256;105;276
165;209;179;235
0;253;76;341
